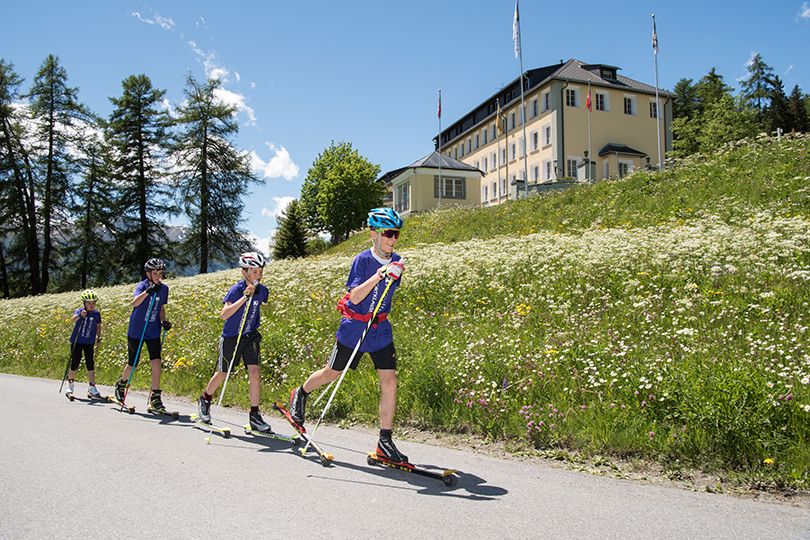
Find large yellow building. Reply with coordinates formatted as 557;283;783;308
436;58;675;204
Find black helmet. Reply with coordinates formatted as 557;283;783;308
144;258;166;272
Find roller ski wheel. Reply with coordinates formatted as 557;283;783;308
274;399;333;466
65;392;75;402
366;452;458;487
192;414;231;438
148;405;179;420
88;393;112;402
243;424;300;446
110;396;135;414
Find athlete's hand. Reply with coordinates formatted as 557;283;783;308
161;319;172;331
378;261;404;281
146;282;162;294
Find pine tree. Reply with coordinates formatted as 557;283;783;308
170;74;262;274
788;85;808;133
26;55;91;292
273;199;308;260
739;54;775;124
0;59;40;296
763;76;791;135
106;74;176;281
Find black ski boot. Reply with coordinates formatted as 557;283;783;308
114;379;126;402
148;389;166;412
249;410;272;434
289;385;307;428
377;430;409;465
197;393;212;423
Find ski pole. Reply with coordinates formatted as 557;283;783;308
120;291;157;410
206;280;256;444
302;276;396;455
60;313;88;393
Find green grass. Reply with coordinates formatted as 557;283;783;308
2;132;810;489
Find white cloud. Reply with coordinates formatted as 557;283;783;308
129;10;175;31
798;2;810;20
250;143;299;180
214;87;256;125
785;65;794;76
247;231;274;256
261;196;295;218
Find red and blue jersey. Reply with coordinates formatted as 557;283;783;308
221;280;269;338
70;308;101;345
127;280;169;340
336;248;401;352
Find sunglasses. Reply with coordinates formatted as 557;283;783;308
376;229;400;239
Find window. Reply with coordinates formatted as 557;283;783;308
510;173;517;186
618;161;632;178
624;95;636;115
500;176;506;196
542;90;550;112
542;124;552;146
510;143;516;161
533;165;539;182
650;101;658;119
467;139;472;154
482;129;488;145
460;144;465;157
491;152;497;170
474;160;479;170
567;158;578;178
474;134;480;150
531;99;538;118
491;181;497;200
531;131;538;151
491;124;497;140
543;159;552;182
501;148;506;165
482;184;488;203
434;176;466;199
604;160;609;178
566;88;579;107
453;147;458;159
595;92;608;111
395;181;410;214
482;157;488;170
510;112;516;130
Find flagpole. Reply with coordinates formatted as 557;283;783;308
514;0;528;198
438;89;442;207
653;14;663;171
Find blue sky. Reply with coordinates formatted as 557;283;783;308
3;1;809;252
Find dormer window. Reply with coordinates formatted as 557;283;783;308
601;68;616;80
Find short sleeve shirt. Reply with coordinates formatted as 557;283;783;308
336;248;401;352
70;308;101;344
221;281;269;338
127;280;169;340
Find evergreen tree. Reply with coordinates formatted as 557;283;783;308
106;74;176;281
672;78;699;120
696;68;732;108
763;76;791;134
697;94;757;153
170;74;262;274
299;141;384;245
739;53;775;123
671;68;738;158
0;59;40;296
26;55;91;292
62;133;120;289
788;85;808;133
273;199;308;260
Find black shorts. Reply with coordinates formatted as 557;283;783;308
217;330;261;373
70;343;95;371
127;337;162;367
327;340;397;371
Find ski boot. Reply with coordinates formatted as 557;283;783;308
114;379;126;402
289;386;307;429
88;384;102;399
148;389;166;413
249;410;273;434
376;431;409;465
65;380;75;400
197;393;212;424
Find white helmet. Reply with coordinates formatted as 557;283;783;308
239;252;266;269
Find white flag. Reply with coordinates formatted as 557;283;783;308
513;0;520;59
652;14;659;55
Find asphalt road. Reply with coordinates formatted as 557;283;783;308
1;373;808;540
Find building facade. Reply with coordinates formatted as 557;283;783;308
435;59;675;203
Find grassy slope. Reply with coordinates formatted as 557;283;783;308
2;133;810;487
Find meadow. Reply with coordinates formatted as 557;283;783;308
2;132;809;490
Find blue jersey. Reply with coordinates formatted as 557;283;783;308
221;280;269;338
127;280;169;340
70;308;101;345
336;248;401;352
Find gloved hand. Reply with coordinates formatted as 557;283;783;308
161;319;172;331
146;282;162;294
378;261;404;281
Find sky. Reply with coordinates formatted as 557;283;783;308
3;1;809;253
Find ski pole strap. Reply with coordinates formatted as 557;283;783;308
336;293;387;328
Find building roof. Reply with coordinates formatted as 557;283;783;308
435;58;676;148
597;143;648;158
377;151;483;184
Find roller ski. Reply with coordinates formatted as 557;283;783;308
111;380;135;414
243;414;300;446
273;399;333;466
146;389;179;420
191;414;231;438
366;451;458;487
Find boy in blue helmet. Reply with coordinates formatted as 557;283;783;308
66;289;103;398
289;207;409;463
